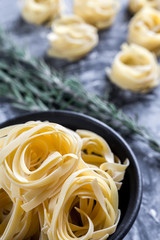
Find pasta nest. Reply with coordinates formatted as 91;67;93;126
77;130;129;190
129;0;160;13
47;15;98;61
40;169;120;240
21;0;60;25
106;43;160;92
74;0;119;29
0;121;81;212
128;7;160;56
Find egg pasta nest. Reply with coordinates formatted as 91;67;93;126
107;43;160;92
21;0;60;25
74;0;119;30
128;7;160;56
129;0;160;13
0;121;129;240
47;15;98;61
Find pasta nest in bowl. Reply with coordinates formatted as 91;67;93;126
38;129;129;239
0;121;81;212
128;7;160;56
106;43;160;92
21;0;60;25
129;0;160;13
77;130;129;190
74;0;119;30
47;15;98;61
40;169;120;240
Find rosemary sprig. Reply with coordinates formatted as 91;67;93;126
0;28;159;152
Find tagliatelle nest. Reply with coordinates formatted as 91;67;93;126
42;169;120;239
47;15;98;61
0;121;81;212
21;0;60;25
106;43;160;92
128;7;160;56
74;0;119;29
129;0;160;13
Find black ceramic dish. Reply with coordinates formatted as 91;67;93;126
0;111;142;240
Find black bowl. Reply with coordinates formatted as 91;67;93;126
0;110;142;240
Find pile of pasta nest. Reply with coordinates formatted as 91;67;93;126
0;121;129;240
20;0;160;93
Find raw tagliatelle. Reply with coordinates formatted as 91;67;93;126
47;15;98;61
74;0;119;29
40;169;120;240
21;0;60;25
128;7;160;56
129;0;160;13
77;130;129;189
0;121;81;212
106;43;160;92
0;121;129;239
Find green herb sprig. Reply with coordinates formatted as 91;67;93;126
0;28;159;152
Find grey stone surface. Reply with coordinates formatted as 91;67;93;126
0;0;160;239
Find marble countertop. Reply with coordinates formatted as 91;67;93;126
0;0;160;239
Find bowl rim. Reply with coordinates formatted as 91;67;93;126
0;110;143;239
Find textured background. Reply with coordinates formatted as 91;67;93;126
0;0;160;239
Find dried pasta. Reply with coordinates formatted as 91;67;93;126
47;15;98;61
106;43;160;92
74;0;119;29
21;0;60;25
128;7;160;56
76;130;129;189
129;0;160;13
0;121;81;212
0;121;129;239
42;169;120;240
